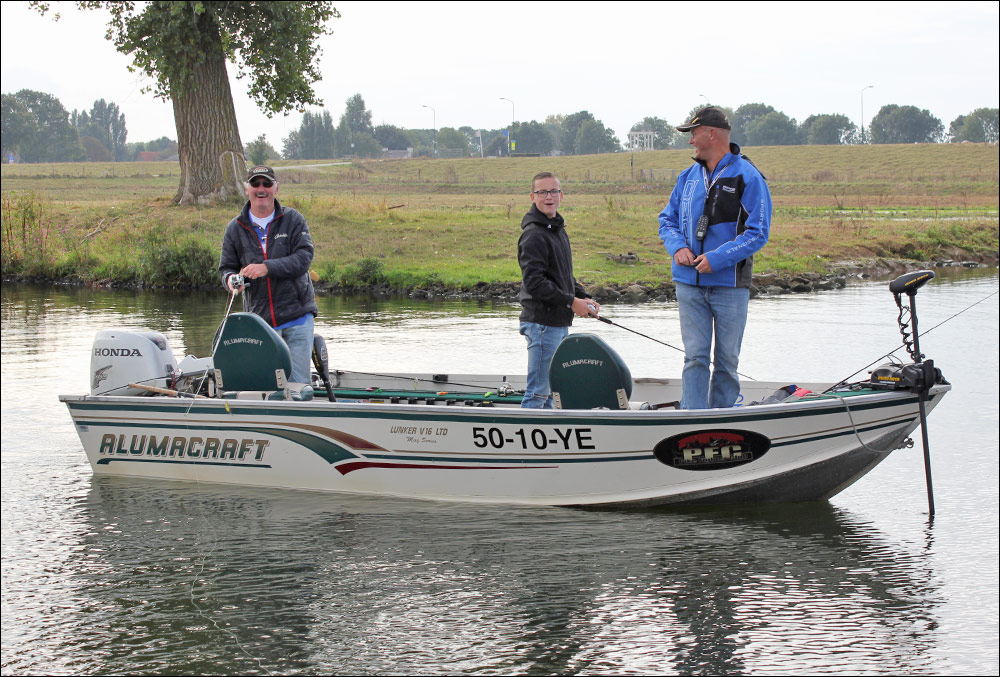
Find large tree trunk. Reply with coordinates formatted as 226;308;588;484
171;40;246;206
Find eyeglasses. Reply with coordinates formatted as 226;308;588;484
249;178;274;188
532;189;562;197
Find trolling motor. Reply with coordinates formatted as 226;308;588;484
870;270;948;393
874;270;946;517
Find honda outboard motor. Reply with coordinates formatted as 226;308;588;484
91;330;178;396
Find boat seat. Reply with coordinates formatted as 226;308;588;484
549;333;632;409
213;312;295;392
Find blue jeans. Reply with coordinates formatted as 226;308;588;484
675;282;749;409
278;314;314;384
519;322;569;409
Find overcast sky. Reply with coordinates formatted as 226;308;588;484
2;0;998;148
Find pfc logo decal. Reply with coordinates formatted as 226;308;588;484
654;429;771;471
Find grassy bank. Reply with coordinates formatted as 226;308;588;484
2;143;997;291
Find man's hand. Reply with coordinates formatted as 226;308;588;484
692;254;713;273
673;248;696;266
572;297;600;318
240;263;268;280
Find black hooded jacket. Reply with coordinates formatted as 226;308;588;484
517;204;589;327
219;199;318;327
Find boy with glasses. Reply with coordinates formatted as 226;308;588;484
517;172;599;408
219;165;318;384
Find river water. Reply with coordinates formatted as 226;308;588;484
2;272;998;675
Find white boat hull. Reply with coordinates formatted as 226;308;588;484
60;378;949;507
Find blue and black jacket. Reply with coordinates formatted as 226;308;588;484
658;143;772;288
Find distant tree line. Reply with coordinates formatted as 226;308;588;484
273;97;999;160
1;88;182;163
2;88;997;164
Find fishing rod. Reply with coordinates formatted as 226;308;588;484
588;311;757;381
181;276;244;415
212;274;244;356
334;369;523;396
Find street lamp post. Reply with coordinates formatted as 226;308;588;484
860;85;874;144
500;97;514;156
422;104;436;156
699;93;709;106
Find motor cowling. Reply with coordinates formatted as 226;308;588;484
870;360;947;393
91;330;178;396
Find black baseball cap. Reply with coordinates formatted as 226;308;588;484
247;165;277;182
676;106;731;132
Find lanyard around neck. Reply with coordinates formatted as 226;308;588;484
701;154;735;193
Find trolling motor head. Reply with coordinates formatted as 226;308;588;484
889;269;935;299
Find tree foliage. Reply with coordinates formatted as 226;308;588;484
948;108;999;143
1;89;85;162
32;1;339;204
574;119;619;155
544;114;565;152
869;105;943;144
511;121;554;155
283;110;335;160
375;124;412;151
560;111;595;155
336;94;379;157
730;103;772;143
799;114;857;145
744;111;800;146
245;134;278;165
73;99;128;161
434;127;469;154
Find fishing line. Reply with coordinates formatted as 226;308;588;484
185;497;274;676
183;285;242;416
179;285;273;672
826;288;997;392
591;314;757;381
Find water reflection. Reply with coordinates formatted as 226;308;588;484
44;480;939;675
2;276;997;675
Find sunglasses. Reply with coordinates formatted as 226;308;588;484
249;178;274;188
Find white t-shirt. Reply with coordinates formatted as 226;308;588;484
250;210;274;252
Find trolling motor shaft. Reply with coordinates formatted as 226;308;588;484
888;269;941;517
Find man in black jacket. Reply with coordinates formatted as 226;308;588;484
517;172;599;408
219;165;318;384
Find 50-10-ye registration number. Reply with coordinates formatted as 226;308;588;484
472;426;595;451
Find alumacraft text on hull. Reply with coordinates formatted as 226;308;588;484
60;272;950;508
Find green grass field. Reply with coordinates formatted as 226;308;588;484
2;143;997;289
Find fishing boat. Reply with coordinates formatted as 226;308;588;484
60;271;949;508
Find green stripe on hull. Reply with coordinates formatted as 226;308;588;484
65;391;929;428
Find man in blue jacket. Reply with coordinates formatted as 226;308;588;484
658;107;772;409
219;165;318;384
